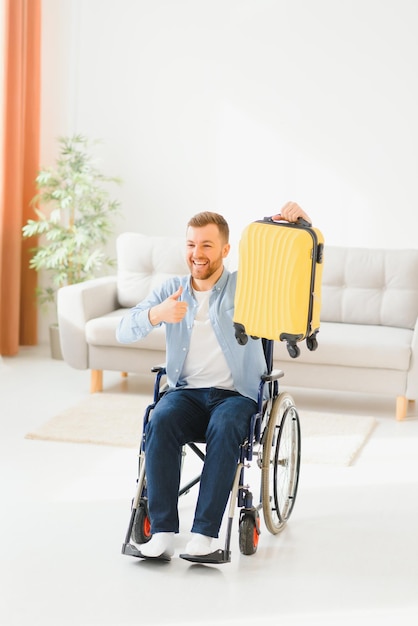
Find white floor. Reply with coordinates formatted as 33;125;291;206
1;346;418;626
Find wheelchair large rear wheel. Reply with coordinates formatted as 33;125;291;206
261;392;301;534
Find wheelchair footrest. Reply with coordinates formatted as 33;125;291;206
121;543;171;562
179;549;231;564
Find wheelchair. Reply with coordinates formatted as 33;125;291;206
121;339;301;564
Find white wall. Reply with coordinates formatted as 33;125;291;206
39;0;418;333
41;0;418;246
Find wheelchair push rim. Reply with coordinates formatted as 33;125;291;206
261;391;301;534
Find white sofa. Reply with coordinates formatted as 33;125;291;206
57;232;418;420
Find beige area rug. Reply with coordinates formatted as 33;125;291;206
25;393;377;466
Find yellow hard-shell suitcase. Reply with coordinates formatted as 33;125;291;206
233;217;325;358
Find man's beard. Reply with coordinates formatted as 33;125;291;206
189;258;222;281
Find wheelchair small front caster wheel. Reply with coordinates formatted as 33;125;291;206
132;502;152;544
239;514;260;555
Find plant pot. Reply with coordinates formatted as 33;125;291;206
49;323;63;360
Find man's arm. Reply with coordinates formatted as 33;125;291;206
116;281;188;343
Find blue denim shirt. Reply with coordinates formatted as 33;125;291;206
116;269;267;401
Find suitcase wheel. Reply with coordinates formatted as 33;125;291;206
306;335;318;351
234;323;248;346
287;344;300;359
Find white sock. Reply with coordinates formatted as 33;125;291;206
137;532;175;558
185;533;213;556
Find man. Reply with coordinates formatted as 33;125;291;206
116;201;311;560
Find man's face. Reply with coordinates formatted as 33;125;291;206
186;224;230;285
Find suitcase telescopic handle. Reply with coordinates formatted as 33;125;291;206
264;215;312;228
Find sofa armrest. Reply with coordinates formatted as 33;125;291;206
406;317;418;400
57;276;118;369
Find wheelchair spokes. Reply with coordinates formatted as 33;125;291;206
261;392;301;534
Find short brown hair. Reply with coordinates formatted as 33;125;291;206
187;211;229;243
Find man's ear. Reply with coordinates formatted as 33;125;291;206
222;243;231;258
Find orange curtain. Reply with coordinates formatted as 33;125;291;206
0;0;41;355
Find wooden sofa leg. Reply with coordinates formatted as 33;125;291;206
90;369;103;393
396;396;408;421
121;372;128;378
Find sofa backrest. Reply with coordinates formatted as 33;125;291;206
116;233;188;307
321;246;418;329
116;234;418;330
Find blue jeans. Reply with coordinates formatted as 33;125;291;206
144;387;257;538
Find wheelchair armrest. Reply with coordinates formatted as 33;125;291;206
151;364;167;403
261;369;284;382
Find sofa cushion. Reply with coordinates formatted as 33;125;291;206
116;233;188;308
86;309;166;350
321;247;418;329
274;321;412;371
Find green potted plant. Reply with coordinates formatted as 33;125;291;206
22;134;121;358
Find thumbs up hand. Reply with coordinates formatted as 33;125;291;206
149;285;189;325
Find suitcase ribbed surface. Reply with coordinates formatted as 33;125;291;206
233;221;323;341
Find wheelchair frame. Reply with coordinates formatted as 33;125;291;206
122;339;301;564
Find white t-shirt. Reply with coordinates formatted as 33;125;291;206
181;289;235;390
